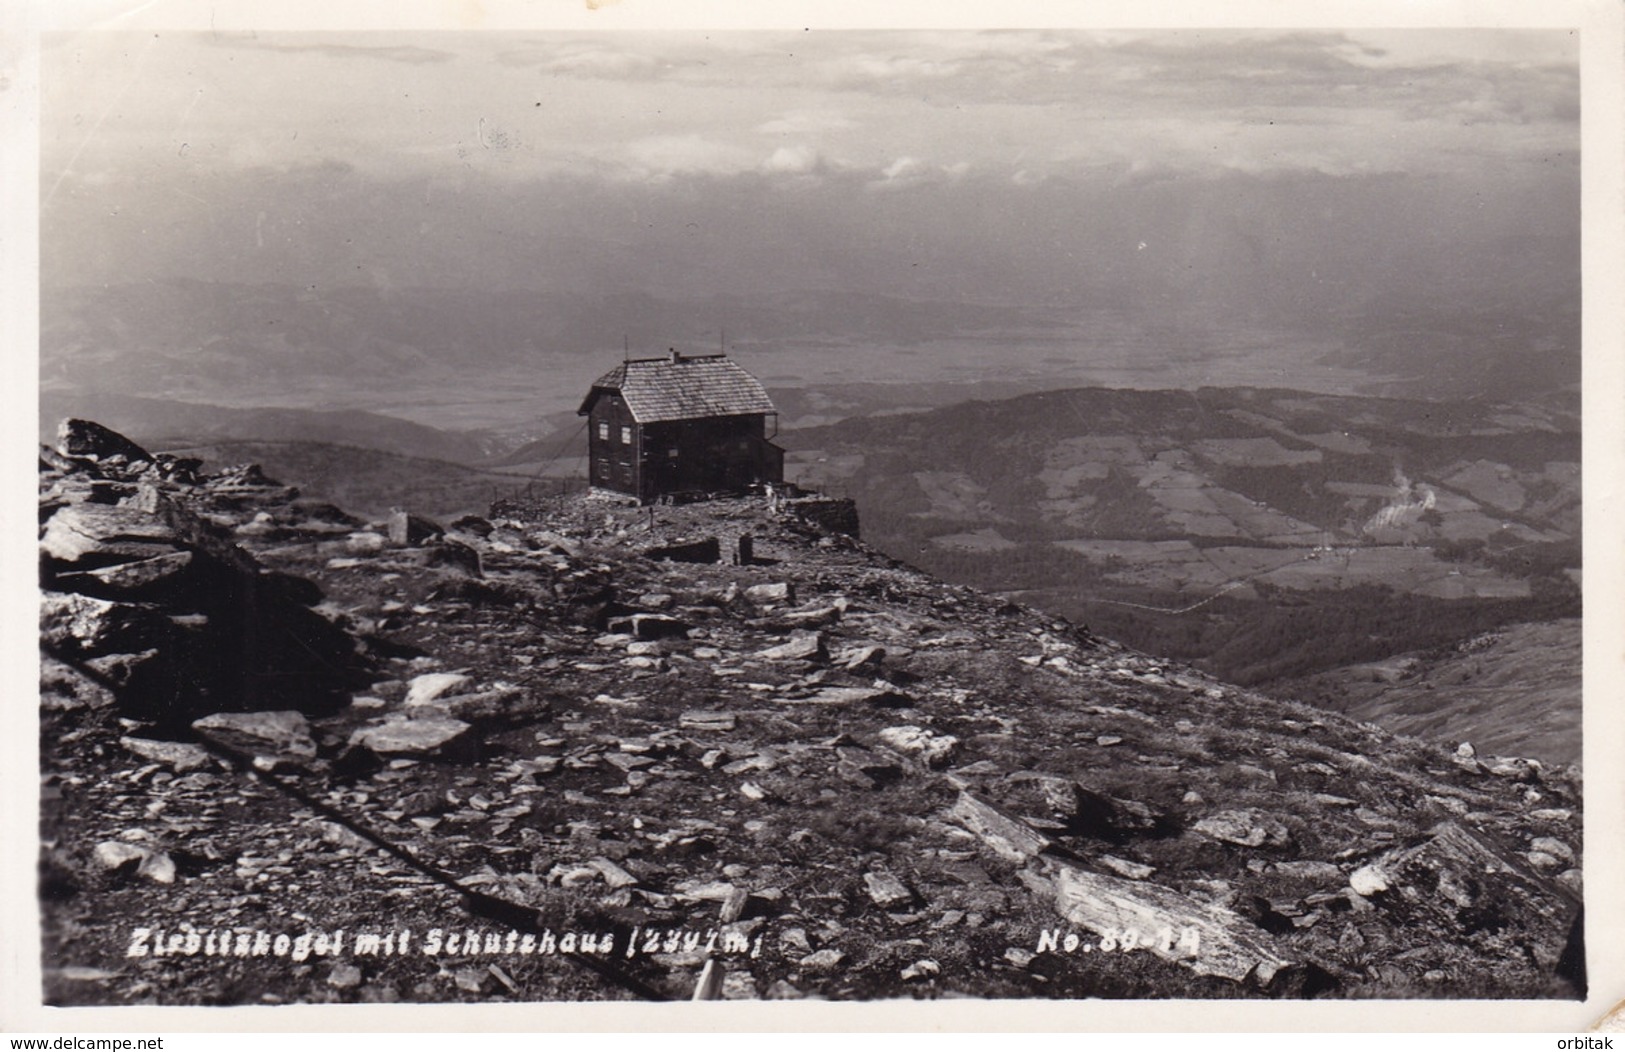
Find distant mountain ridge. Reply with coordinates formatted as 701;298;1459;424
38;390;494;466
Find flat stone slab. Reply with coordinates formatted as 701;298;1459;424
40;504;180;565
119;736;215;773
777;686;908;707
406;684;545;726
1045;861;1293;986
349;717;474;758
679;710;738;732
947;791;1050;863
745;582;795;604
758;632;825;662
404;672;475;708
193;710;318;763
67;551;196;595
863;870;913;909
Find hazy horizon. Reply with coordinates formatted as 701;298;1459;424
39;28;1581;429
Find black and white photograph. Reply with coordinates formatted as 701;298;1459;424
10;0;1624;1032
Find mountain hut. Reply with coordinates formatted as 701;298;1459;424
577;350;785;502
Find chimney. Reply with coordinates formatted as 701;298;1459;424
669;348;681;364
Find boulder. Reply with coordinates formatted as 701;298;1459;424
55;552;198;601
589;858;638;889
409;685;549;727
1348;864;1390;897
403;672;475;708
1530;836;1575;865
387;510;445;547
1485;757;1543;782
1044;861;1292;986
863;870;913;909
532;529;582;557
57;419;151;464
207;463;284;490
39;444;86;476
773;604;844;629
40;503;182;567
45;490;365;719
151;454;204;483
606;613;690;641
192;710;319;766
745;582;796;605
119;736;216;773
758;631;826;662
900;959;940;982
84;648;163;688
947;791;1051;863
1271;860;1344;882
93;841;148;871
799;949;846;972
327;964;364;991
1071;786;1162;839
877;724;960;768
40;592;169;658
40;655;117;712
93;841;176;884
349;717;475;760
1363;820;1576;967
346;532;387;554
1193;809;1292;849
629;613;690;641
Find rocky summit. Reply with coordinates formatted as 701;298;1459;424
37;420;1583;1005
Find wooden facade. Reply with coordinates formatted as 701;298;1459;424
578;351;784;503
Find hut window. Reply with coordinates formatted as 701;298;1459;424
668;447;680;458
621;426;632;445
597;422;609;441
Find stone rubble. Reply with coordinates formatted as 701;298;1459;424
36;420;1586;1006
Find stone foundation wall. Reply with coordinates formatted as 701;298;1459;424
786;497;860;538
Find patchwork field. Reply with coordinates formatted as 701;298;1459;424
780;386;1580;712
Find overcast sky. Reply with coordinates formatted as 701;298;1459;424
36;28;1581;377
44;30;1576;191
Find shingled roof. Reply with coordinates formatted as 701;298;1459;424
578;354;777;423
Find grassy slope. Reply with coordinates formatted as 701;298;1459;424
1275;620;1582;765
